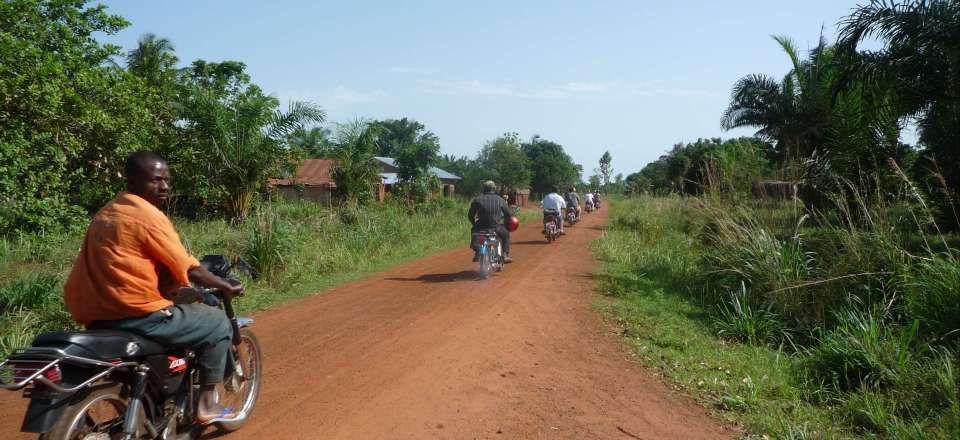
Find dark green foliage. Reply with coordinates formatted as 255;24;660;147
375;118;442;205
329;121;382;204
287;126;334;158
839;0;960;228
630;137;773;195
0;0;164;234
478;132;531;192
436;154;487;195
521;135;580;195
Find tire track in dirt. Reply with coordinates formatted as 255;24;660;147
0;207;734;439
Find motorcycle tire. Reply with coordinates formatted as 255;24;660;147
478;250;491;279
215;328;264;432
41;382;141;440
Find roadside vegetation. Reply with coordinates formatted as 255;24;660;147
595;195;959;438
600;2;960;437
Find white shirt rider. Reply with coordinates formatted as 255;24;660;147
585;193;595;205
541;192;566;212
541;192;567;233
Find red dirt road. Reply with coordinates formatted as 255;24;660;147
1;208;732;439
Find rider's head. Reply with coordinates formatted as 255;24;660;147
551;185;560;194
124;151;170;207
482;180;497;194
569;186;576;193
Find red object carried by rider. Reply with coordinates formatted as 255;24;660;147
506;216;520;232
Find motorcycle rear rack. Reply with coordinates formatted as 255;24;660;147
0;347;137;394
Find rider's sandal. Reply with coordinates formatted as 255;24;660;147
198;407;238;425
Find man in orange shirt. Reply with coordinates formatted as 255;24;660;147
65;151;243;423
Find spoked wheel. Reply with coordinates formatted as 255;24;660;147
42;382;136;440
214;328;263;432
478;247;492;279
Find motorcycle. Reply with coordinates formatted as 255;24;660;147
565;207;579;226
0;255;262;440
585;201;594;213
472;231;504;279
543;211;561;243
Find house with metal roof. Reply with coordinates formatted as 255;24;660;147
374;156;461;197
268;157;462;205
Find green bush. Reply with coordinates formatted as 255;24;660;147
244;209;296;284
0;274;60;313
903;255;960;339
715;284;791;347
804;307;918;391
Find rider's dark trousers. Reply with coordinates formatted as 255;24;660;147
89;304;232;385
471;224;510;256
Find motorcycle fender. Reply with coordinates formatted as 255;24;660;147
20;396;70;433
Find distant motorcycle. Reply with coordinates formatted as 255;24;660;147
1;255;262;440
585;201;594;213
565;207;579;226
472;231;504;279
543;211;561;243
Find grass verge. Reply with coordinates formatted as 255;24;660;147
592;196;959;439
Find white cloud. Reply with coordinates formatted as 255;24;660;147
417;79;617;99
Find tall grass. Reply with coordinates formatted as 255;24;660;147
594;195;960;438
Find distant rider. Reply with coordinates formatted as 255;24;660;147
468;180;514;263
584;191;595;211
541;185;567;235
565;186;581;220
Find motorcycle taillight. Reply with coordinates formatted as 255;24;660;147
43;365;62;383
12;362;61;384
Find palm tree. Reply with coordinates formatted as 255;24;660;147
721;36;837;165
838;0;960;190
126;33;178;88
329;120;383;204
183;86;325;221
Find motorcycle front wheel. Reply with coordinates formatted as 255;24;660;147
214;328;263;432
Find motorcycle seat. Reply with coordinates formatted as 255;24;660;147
32;330;167;360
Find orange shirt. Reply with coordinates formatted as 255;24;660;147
64;192;200;325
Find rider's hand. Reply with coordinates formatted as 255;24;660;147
223;282;244;299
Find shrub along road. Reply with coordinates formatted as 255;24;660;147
0;208;731;439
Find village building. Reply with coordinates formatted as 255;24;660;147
374;157;460;197
268;157;462;204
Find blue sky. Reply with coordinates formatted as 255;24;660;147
97;0;869;178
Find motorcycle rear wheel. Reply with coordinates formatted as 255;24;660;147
478;249;491;279
41;382;139;440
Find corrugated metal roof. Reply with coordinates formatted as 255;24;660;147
373;156;461;181
380;173;399;185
